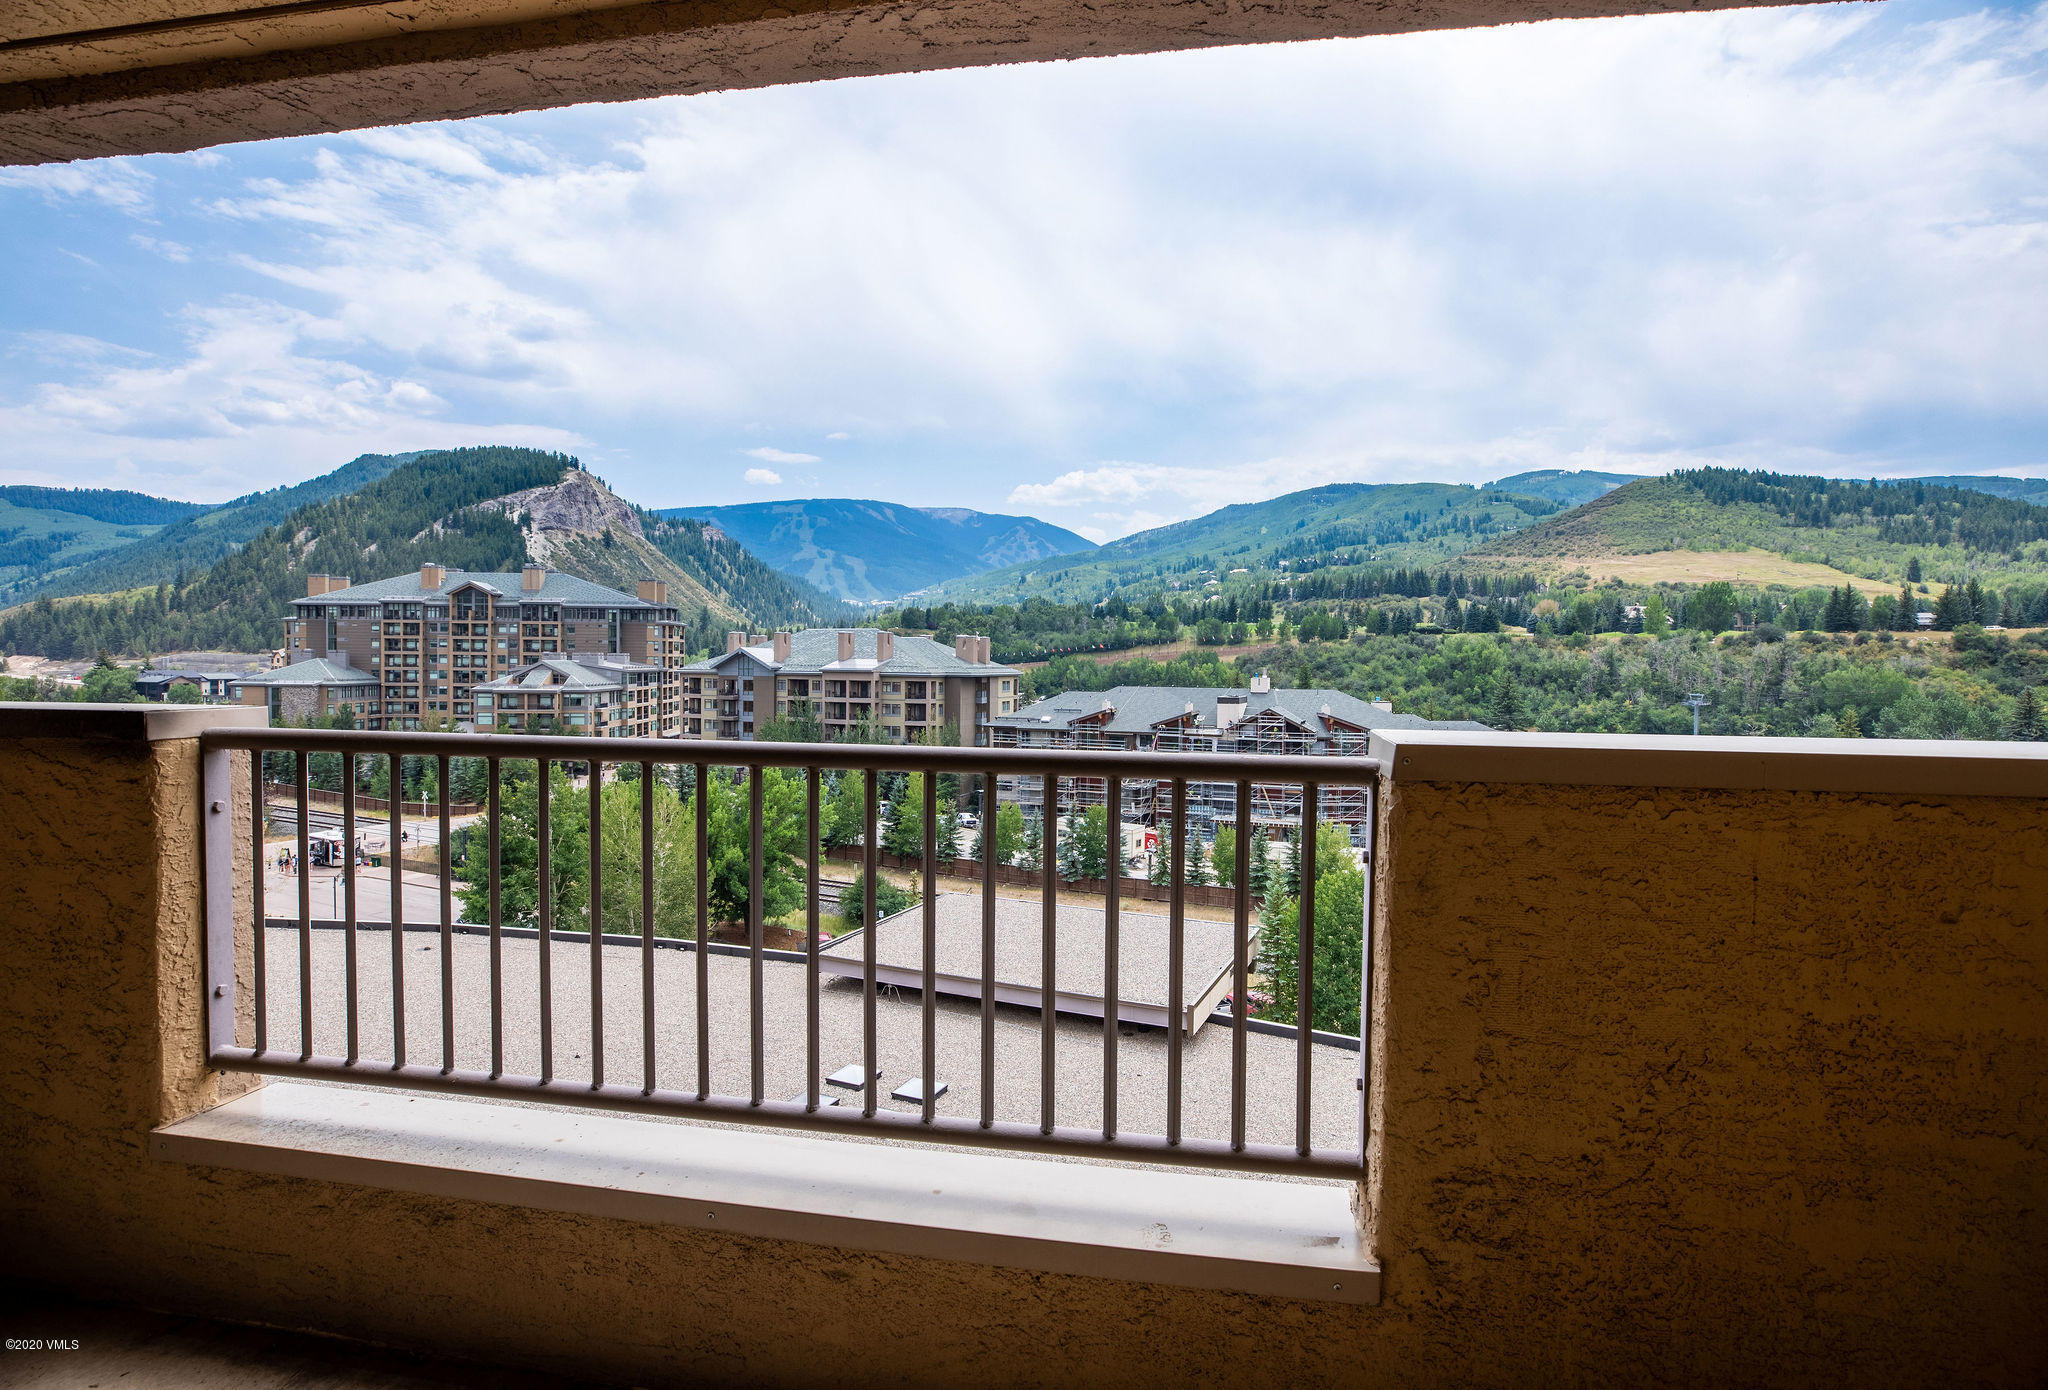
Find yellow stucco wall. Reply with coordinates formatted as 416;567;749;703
1;720;2041;1388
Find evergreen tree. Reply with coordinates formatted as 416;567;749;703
1907;555;1923;583
1017;809;1043;873
1057;808;1088;882
1148;824;1172;886
1966;577;1987;624
1487;670;1520;730
1280;831;1304;898
2010;687;2046;741
1185;832;1213;887
1894;584;1918;631
1836;706;1863;738
1246;828;1273;902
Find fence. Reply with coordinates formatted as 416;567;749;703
203;730;1378;1179
264;779;486;819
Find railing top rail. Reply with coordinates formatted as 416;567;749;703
203;728;1381;784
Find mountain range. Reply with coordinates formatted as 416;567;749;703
660;499;1094;603
6;449;2047;662
0;449;836;660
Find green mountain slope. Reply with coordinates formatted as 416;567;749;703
1467;469;2048;589
661;498;1095;602
926;482;1563;605
33;451;418;602
0;447;834;660
0;493;199;604
1905;475;2048;505
1484;469;1643;509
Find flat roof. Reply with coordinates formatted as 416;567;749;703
819;893;1254;1035
255;924;1357;1161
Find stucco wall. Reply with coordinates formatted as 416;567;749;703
1;716;2041;1388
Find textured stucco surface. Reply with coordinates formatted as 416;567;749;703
2;727;2043;1388
1;0;1833;165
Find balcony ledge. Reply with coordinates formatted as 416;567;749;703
1371;728;2048;798
154;1082;1379;1306
0;700;268;742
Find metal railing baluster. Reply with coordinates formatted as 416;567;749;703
1167;777;1186;1146
389;752;405;1068
343;753;358;1065
1297;779;1319;1157
1103;774;1121;1141
589;754;603;1088
980;769;996;1130
749;767;765;1106
806;768;820;1113
921;772;937;1125
251;752;265;1055
694;762;709;1101
489;758;502;1079
1040;775;1057;1136
1231;777;1251;1152
537;756;552;1084
438;754;452;1074
862;770;878;1119
641;760;655;1095
296;752;312;1061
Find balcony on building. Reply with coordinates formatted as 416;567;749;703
2;701;2042;1388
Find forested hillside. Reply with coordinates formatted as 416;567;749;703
0;486;212;604
1471;469;2048;588
0;447;837;659
928;482;1561;605
33;450;417;601
1024;626;2047;743
0;486;204;527
1483;469;1640;508
0;447;562;657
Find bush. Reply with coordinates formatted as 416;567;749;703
839;869;914;928
1754;623;1785;643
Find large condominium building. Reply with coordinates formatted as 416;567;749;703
684;628;1021;745
472;654;666;738
238;563;688;732
988;672;1488;841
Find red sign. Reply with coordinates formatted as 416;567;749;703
1144;831;1158;852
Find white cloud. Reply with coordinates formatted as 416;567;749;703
129;234;191;262
0;161;155;214
2;1;2044;518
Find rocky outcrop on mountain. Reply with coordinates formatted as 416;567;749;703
474;467;644;563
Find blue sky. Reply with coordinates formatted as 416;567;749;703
1;0;2044;541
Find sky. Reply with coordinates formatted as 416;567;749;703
1;0;2045;543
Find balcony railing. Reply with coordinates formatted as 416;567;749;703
201;728;1377;1178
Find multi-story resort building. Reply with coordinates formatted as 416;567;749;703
988;672;1487;841
234;563;687;732
684;629;1020;745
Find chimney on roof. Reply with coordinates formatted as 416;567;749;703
876;630;895;660
977;636;991;664
837;630;856;662
750;634;766;649
726;631;745;654
420;562;444;591
772;632;791;662
954;635;974;662
1250;669;1271;695
637;579;666;605
306;574;330;598
522;564;546;592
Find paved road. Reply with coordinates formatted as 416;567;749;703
265;861;461;925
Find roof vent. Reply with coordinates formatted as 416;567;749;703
1250;669;1272;695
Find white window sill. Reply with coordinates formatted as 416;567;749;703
153;1082;1378;1305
